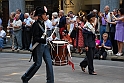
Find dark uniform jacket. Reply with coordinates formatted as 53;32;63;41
83;32;96;48
32;19;46;45
31;19;46;62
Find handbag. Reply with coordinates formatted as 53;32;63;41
70;29;76;38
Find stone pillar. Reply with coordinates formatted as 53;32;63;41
9;0;25;14
63;0;83;15
100;0;120;12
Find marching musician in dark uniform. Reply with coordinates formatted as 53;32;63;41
79;13;97;75
21;6;54;83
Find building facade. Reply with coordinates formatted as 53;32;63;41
60;0;122;15
0;0;123;28
0;0;59;28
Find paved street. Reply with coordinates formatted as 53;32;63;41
0;53;124;83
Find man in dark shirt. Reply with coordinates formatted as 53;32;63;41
58;10;67;39
16;9;24;22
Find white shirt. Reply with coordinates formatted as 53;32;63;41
45;19;53;30
12;19;22;31
69;15;77;34
51;18;60;29
23;17;32;27
102;12;111;32
0;30;6;38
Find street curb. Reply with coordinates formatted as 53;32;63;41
1;48;124;61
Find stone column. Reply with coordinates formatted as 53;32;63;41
9;0;25;14
100;0;120;12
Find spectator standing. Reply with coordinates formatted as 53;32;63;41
68;11;77;35
100;5;111;40
0;13;2;26
16;9;25;49
7;12;16;49
0;25;6;51
109;9;119;54
30;11;36;23
44;15;53;37
92;9;98;32
73;16;84;54
51;12;60;38
16;9;24;22
22;13;32;50
107;8;124;56
97;12;102;34
0;12;2;26
58;10;67;39
0;17;2;26
11;14;22;51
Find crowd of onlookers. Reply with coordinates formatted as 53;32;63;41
0;5;124;59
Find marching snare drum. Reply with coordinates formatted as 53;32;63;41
51;41;68;66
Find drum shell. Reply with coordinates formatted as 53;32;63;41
51;44;68;66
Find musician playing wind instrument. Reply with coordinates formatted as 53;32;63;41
21;6;54;83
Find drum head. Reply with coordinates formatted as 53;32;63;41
52;41;68;44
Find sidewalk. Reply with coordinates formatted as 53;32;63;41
1;47;124;61
1;36;124;61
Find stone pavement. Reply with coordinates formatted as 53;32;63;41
0;53;124;83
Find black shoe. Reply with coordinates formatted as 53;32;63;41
21;76;28;83
89;72;97;75
79;65;85;72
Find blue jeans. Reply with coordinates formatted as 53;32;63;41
0;38;4;48
100;25;106;40
13;30;22;49
22;44;54;83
